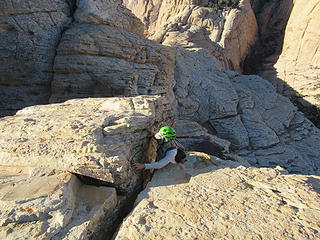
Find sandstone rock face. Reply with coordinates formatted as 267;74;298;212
75;0;144;36
224;75;320;174
0;0;73;117
0;95;173;192
50;0;176;106
115;153;320;240
123;0;258;73
174;48;238;122
272;0;320;107
171;45;320;174
0;95;174;239
0;166;117;240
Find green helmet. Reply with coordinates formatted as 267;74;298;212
160;126;176;141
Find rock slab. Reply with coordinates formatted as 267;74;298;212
0;95;173;192
115;153;320;240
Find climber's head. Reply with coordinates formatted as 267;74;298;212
157;126;176;142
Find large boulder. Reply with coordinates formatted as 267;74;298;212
114;153;320;239
0;95;174;239
0;0;73;117
50;0;176;106
0;95;173;192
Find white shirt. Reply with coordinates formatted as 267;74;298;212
144;148;177;170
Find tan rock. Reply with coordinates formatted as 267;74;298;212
75;0;144;36
0;95;174;192
273;0;320;106
115;153;320;240
123;0;258;73
0;166;117;240
51;2;176;105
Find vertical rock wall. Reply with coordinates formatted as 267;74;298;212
274;0;320;106
0;0;74;117
50;0;176;108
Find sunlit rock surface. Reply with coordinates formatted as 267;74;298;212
115;153;320;240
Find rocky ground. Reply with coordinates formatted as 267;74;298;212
0;0;320;239
115;153;320;240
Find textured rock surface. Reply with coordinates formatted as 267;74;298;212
175;119;231;156
0;0;73;117
210;115;249;149
0;95;173;192
50;0;176;105
0;166;117;240
206;74;320;174
75;0;144;36
115;153;320;240
174;48;238;122
273;0;320;107
123;0;258;73
172;49;320;174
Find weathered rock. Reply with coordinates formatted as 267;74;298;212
241;108;280;149
174;48;238;122
175;119;231;156
210;115;249;149
226;75;320;174
0;166;117;240
0;95;173;192
124;0;258;73
272;0;320;107
115;154;320;240
74;0;144;36
0;0;74;117
50;0;176;106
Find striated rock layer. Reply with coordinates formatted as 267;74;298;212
50;0;176;108
0;0;74;117
115;153;320;240
0;95;173;192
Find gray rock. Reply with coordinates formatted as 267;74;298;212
0;0;73;116
50;22;175;105
241;108;280;149
174;48;238;122
231;75;278;115
262;95;297;134
210;115;249;149
175;119;231;156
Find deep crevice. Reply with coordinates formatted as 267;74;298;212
74;173;144;240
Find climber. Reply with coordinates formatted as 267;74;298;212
131;126;186;170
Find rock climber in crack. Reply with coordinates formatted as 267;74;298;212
131;126;186;170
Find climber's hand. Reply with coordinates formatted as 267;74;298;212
131;162;145;170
